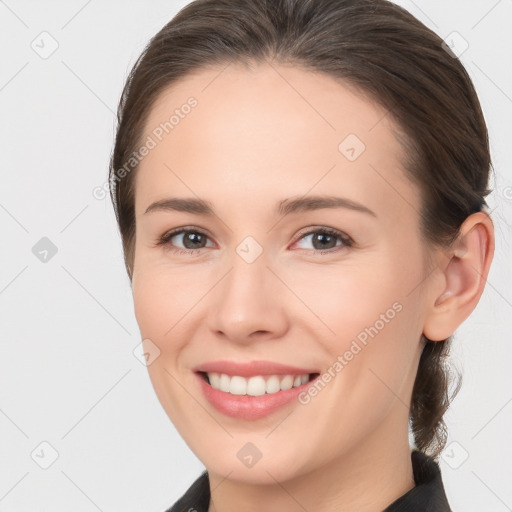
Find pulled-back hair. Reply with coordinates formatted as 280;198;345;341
109;0;491;458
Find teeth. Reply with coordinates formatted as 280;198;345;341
280;375;294;391
206;372;311;396
247;376;266;396
230;376;247;395
266;375;280;394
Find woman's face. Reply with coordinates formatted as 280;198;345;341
131;63;436;483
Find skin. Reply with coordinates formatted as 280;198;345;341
130;62;494;512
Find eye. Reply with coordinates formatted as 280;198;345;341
156;226;353;256
292;227;353;254
156;227;214;255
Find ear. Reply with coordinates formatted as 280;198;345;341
423;211;495;342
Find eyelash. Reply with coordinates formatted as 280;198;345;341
156;226;354;256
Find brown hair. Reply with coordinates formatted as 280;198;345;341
109;0;491;459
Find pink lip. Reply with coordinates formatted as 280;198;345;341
194;371;320;420
192;360;318;377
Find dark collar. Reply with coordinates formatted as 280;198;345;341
167;450;451;512
383;450;452;511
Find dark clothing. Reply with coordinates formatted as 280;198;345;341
166;450;451;512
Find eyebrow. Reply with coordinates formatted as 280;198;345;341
143;195;376;217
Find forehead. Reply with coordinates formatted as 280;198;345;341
135;62;419;223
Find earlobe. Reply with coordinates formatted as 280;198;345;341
423;212;495;341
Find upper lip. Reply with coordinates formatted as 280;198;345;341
193;360;319;378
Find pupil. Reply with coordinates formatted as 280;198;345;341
185;232;204;249
315;233;334;249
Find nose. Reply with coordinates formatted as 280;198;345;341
206;245;289;345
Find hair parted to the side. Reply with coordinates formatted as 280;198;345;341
109;0;491;459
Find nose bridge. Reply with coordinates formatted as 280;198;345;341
221;234;273;313
234;234;266;267
207;233;287;341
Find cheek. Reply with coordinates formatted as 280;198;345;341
280;252;418;341
132;275;170;340
131;267;199;427
131;261;213;392
290;252;424;400
132;262;199;339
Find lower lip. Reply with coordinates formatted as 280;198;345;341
195;372;318;420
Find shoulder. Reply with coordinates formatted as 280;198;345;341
163;470;210;512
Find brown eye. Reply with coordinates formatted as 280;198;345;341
176;231;208;249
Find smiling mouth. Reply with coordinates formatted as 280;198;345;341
198;371;320;396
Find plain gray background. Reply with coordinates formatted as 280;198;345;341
0;1;510;511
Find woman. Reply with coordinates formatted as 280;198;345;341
109;0;494;510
